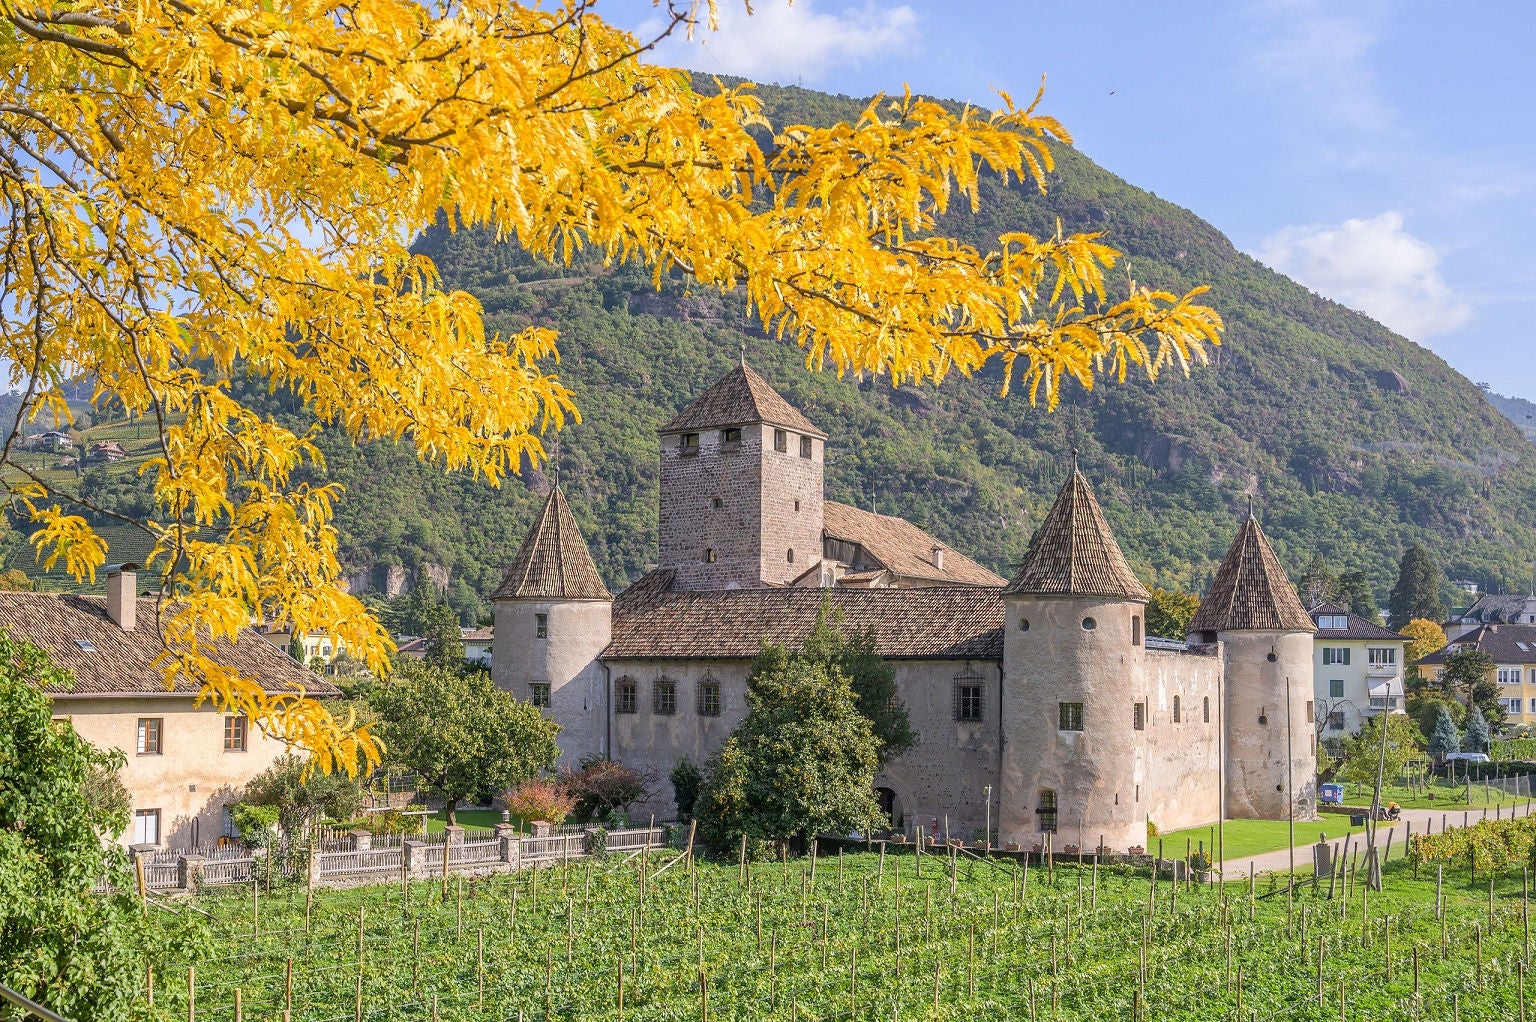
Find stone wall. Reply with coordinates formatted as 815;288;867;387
754;423;824;586
1223;630;1317;821
491;597;611;766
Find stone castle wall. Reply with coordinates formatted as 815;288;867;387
491;598;611;767
754;423;824;586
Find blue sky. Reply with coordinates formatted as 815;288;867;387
605;0;1536;399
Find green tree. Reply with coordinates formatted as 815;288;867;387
0;567;34;591
369;662;559;825
286;632;306;663
1388;544;1448;629
243;755;365;836
1298;553;1340;608
1145;587;1201;639
0;631;142;1020
1336;714;1423;787
421;601;465;667
796;601;917;766
670;759;704;823
1427;705;1461;761
1439;647;1505;729
696;654;883;850
1336;570;1381;623
1464;705;1492;753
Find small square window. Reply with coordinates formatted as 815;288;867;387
1058;702;1084;731
530;682;551;708
1329;679;1344;698
133;808;161;845
720;428;741;446
223;715;248;753
705;548;717;563
535;613;548;639
615;678;638;714
136;717;163;755
680;433;699;455
799;436;812;459
774;429;788;453
698;680;722;716
711;497;723;509
794;499;800;512
954;679;984;722
1133;702;1146;730
654;679;677;715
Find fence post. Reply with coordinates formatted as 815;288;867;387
496;823;518;864
403;840;426;875
350;829;373;852
179;855;205;892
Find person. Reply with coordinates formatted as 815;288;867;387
1385;801;1401;821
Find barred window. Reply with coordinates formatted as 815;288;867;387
774;429;788;453
1133;702;1146;730
530;683;551;708
953;675;984;722
535;613;548;639
1037;789;1058;833
1058;702;1084;731
615;677;638;714
698;680;722;717
799;436;812;458
654;678;678;715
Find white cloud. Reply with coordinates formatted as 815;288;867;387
1257;212;1473;339
641;0;919;84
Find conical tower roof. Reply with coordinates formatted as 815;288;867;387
1187;516;1314;633
658;364;826;438
1003;469;1149;600
492;487;612;601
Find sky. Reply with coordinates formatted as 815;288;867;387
604;0;1536;399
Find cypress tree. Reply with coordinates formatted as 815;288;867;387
1388;544;1447;629
1427;705;1461;761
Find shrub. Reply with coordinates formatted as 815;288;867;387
504;778;574;825
557;758;655;822
228;803;280;847
1410;816;1536;872
587;827;608;858
670;759;703;822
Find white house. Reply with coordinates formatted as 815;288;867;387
1310;602;1407;737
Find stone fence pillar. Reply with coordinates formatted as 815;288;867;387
529;820;552;838
179;854;204;891
495;823;518;864
444;825;465;845
350;829;373;852
403;840;426;874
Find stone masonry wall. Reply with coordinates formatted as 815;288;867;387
658;427;765;589
754;423;824;586
492;598;611;767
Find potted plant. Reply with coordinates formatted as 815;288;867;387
1128;844;1145;856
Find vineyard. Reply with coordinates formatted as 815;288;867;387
143;844;1536;1022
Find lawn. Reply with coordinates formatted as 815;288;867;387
1162;816;1389;862
422;808;507;833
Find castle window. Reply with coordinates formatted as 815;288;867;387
799;436;812;458
1329;679;1344;698
1322;647;1350;666
680;433;699;455
1019;618;1030;632
705;548;717;563
1204;696;1211;723
529;683;551;708
712;496;723;509
1081;617;1097;631
1058;702;1084;731
774;429;788;453
720;427;741;448
1132;616;1142;646
1326;710;1345;731
794;499;800;512
787;548;794;563
535;613;548;639
654;679;678;715
1172;696;1181;723
1036;789;1058;833
953;675;984;722
1305;700;1314;723
1133;702;1145;730
615;677;638;714
698;680;722;717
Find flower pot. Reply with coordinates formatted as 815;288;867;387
1004;843;1020;852
1128;845;1145;856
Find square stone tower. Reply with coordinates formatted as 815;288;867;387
657;364;826;590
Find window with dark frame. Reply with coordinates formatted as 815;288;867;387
1132;616;1142;646
223;714;248;752
654;679;678;715
1173;695;1182;723
535;613;549;638
1204;696;1211;723
615;677;638;714
1058;702;1084;731
1327;710;1345;731
799;436;812;458
712;496;723;509
705;548;717;563
953;676;984;722
137;717;162;755
698;680;722;716
529;682;551;708
680;433;699;455
1133;702;1146;730
1036;789;1058;833
774;429;788;452
1329;678;1344;697
720;427;741;447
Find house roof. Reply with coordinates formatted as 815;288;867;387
1308;602;1406;641
1188;517;1315;634
1455;594;1536;626
1002;469;1149;600
0;592;338;698
492;487;612;601
658;364;826;438
1416;623;1536;666
823;501;1005;587
606;569;1004;659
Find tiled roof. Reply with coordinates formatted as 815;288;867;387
1456;594;1536;626
460;627;494;641
0;593;338;697
1188;517;1314;633
1003;470;1149;600
823;502;1005;587
1308;602;1405;641
1416;623;1536;666
658;365;826;438
492;487;612;601
607;570;1003;659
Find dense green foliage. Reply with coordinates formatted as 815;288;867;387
1490;738;1536;760
1144;587;1200;639
669;758;703;823
1428;706;1462;761
243;755;365;835
369;662;560;824
1410;815;1536;871
1;632;147;1020
1439;648;1503;729
794;601;917;766
1389;545;1449;629
1464;705;1492;754
1336;715;1423;788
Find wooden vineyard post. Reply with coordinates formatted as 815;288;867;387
187;965;195;1022
1383;916;1391;982
698;970;708;1022
1249;869;1256;921
477;928;485;1008
769;928;778;1008
1413;946;1419;995
1316;936;1324;1006
1476;924;1484;991
545;947;554;1020
252;880;259;937
849;945;857;1015
1519;961;1527;1022
412;920;420;993
1437;864;1444;919
969;922;977;999
617;956;624;1022
285;959;293;1021
146;964;153;1007
1235;965;1242;1014
233;989;242;1022
353;973;361;1022
878;842;886;891
441;832;450;902
1337;978;1345;1022
822;903;831;969
135;854;147;908
738;834;747;887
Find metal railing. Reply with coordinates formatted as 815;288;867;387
0;982;71;1022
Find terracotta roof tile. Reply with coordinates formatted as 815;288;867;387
1003;470;1149;600
0;592;338;697
1308;603;1405;641
492;487;612;601
659;365;825;438
823;502;1005;587
607;570;1003;659
1416;623;1536;666
1188;517;1314;633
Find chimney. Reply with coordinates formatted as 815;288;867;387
105;562;138;632
931;545;945;572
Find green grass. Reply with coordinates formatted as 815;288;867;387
423;808;507;833
1161;817;1389;862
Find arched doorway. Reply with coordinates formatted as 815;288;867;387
875;786;902;833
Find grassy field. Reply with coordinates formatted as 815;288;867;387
423;809;507;833
147;845;1536;1022
1161;817;1389;862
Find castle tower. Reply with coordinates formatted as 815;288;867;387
1189;514;1317;821
491;486;613;765
657;363;826;590
998;467;1152;853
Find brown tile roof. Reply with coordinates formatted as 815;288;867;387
1308;603;1405;641
1416;623;1536;666
607;570;1003;659
492;487;612;601
1003;470;1149;600
0;592;338;697
658;365;826;438
1188;517;1315;634
823;502;1005;587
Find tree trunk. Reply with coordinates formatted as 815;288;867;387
445;798;458;827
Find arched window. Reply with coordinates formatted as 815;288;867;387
787;548;795;563
1173;695;1182;723
1037;789;1058;833
1203;696;1211;723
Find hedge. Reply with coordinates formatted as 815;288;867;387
1409;816;1536;871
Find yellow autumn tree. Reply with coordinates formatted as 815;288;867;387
0;0;1222;772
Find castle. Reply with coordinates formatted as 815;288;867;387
490;364;1317;852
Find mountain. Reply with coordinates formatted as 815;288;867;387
1487;390;1536;443
14;79;1536;620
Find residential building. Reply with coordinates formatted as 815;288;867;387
1310;603;1408;737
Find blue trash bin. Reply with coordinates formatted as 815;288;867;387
1320;783;1344;805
